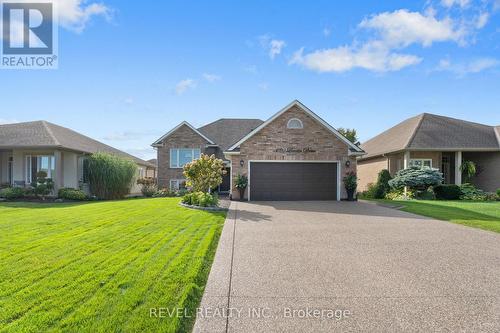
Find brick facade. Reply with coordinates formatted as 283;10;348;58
357;156;388;192
229;105;356;200
156;124;211;189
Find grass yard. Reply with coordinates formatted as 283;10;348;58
380;200;500;233
0;198;226;333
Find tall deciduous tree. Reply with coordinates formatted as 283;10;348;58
337;128;358;144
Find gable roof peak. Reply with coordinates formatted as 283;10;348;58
226;99;364;154
151;121;215;146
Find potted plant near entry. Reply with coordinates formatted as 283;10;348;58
343;171;357;201
235;174;248;201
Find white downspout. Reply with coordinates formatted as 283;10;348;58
403;151;410;197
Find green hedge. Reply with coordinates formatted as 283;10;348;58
433;184;461;200
86;153;138;200
58;188;87;201
0;187;26;200
182;192;218;207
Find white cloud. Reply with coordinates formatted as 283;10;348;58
436;57;499;75
441;0;470;8
269;39;286;59
290;8;473;73
290;42;422;73
359;9;466;47
202;73;221;82
259;35;286;59
464;58;499;73
475;12;489;29
56;0;112;33
175;79;197;95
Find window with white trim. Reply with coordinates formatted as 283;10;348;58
287;118;303;129
26;155;55;183
170;148;201;168
409;159;432;169
138;167;145;178
170;179;186;191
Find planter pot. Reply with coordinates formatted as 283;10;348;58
237;187;246;201
346;189;355;201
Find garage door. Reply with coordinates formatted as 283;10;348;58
249;162;338;201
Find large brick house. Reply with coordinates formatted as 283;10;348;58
357;113;500;192
152;100;365;200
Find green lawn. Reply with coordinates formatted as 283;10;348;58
378;200;500;233
0;198;225;333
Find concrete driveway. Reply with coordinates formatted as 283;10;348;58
194;201;500;332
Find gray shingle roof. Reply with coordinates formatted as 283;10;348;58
0;121;155;167
360;113;500;159
197;118;264;151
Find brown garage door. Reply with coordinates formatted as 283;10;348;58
249;162;338;201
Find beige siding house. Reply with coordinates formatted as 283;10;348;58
357;113;500;192
0;121;156;194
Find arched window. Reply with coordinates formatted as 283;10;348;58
287;118;303;129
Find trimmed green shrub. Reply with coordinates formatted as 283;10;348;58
389;167;443;190
0;187;26;200
433;184;461;200
458;183;497;201
497;188;500;197
182;191;218;207
484;192;499;201
374;169;392;199
415;189;435;200
385;188;414;200
459;183;486;200
58;188;87;201
358;183;377;199
31;171;54;198
86;153;138;200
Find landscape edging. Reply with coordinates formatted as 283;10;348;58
179;202;228;211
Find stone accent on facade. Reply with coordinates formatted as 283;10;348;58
228;105;356;200
156;124;211;189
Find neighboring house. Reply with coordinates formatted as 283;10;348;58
153;100;365;201
0;121;156;194
358;113;500;192
146;159;157;178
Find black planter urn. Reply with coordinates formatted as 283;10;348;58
238;187;246;201
346;189;355;201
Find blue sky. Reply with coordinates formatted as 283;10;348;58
1;0;499;160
